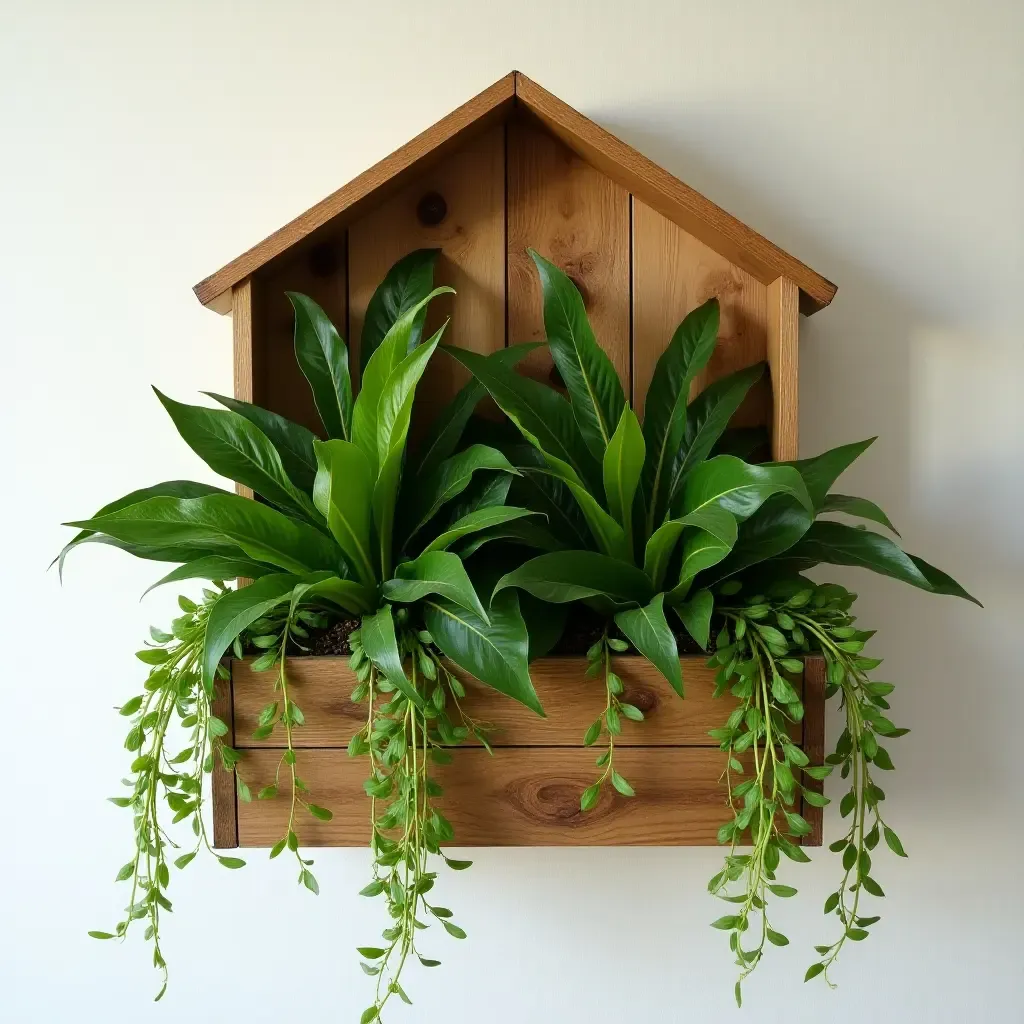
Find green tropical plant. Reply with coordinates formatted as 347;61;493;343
60;249;544;1013
448;250;979;1001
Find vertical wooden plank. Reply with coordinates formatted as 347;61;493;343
347;125;506;428
211;672;238;849
766;276;800;461
257;234;348;436
632;200;769;424
507;115;630;390
231;279;256;501
800;655;826;847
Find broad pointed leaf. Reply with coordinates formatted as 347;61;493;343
614;593;683;696
289;292;352;441
66;494;342;576
666;363;766;517
424;591;542;715
784;439;876;509
672;587;714;650
641;297;720;533
202;574;299;686
360;605;422;706
529;250;625;457
603;406;645;538
142;556;273;596
643;505;737;590
423;506;540;554
821;493;899;535
154;389;316;519
55;480;228;576
494;550;653;606
360;249;440;371
383;551;488;621
312;440;376;587
205;393;318;493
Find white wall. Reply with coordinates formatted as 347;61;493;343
3;2;1021;1020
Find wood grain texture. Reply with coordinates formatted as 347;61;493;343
255;234;348;436
514;73;836;315
347;125;505;423
232;656;744;748
767;276;800;461
236;746;736;847
632;200;770;427
194;74;516;311
800;655;826;846
506;114;631;390
210;676;238;849
231;280;256;501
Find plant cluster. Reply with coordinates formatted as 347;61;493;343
61;247;978;1016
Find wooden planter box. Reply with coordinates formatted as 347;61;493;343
212;655;825;848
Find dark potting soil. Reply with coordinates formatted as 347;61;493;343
298;606;708;660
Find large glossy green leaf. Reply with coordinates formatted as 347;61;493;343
404;445;518;544
784;438;876;509
312;439;376;587
821;493;899;535
641;297;720;534
455;517;563;559
142;555;273;596
442;345;601;493
360;605;423;706
66;494;342;576
614;593;683;696
415;344;541;480
494;550;653;606
643;505;737;590
665;363;766;517
202;574;299;686
289;292;352;441
533;458;630;560
424;591;542;715
352;287;454;470
154;389;317;519
205;392;318;493
372;446;405;583
671;587;714;650
603;406;645;538
360;249;440;372
383;551;488;621
508;463;589;547
55;479;228;576
423;506;540;554
293;572;373;615
529;250;626;458
700;495;813;586
781;521;981;605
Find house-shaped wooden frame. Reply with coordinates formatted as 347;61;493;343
199;72;833;850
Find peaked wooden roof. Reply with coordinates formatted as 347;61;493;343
194;71;836;315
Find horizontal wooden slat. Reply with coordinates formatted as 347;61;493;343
231;656;769;748
237;746;737;847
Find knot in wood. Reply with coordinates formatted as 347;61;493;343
416;191;448;226
507;777;586;825
621;684;658;715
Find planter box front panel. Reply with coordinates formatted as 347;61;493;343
214;656;824;849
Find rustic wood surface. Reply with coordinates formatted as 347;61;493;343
210;676;238;849
196;72;834;316
232;656;740;748
194;73;516;312
514;73;836;314
632;199;770;427
236;746;737;847
800;655;826;846
506;113;631;390
766;276;800;462
348;124;505;420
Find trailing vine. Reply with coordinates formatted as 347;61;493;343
89;587;246;1000
707;578;907;1005
347;612;486;1021
580;631;638;809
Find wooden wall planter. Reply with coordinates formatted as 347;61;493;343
196;71;835;850
213;656;825;848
